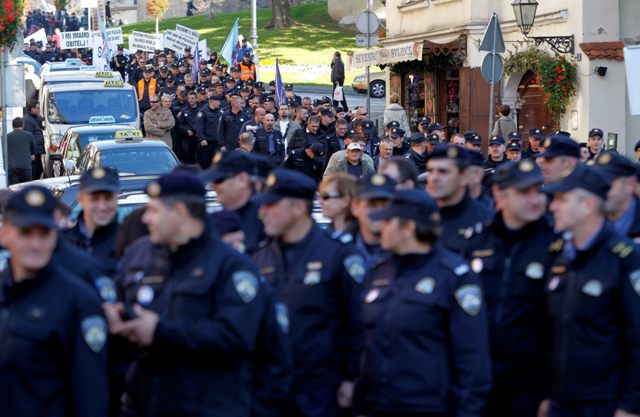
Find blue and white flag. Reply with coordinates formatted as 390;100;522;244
275;58;286;109
221;18;239;65
96;11;112;66
192;41;200;77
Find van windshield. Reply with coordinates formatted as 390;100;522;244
47;90;137;124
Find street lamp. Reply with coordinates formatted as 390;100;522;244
511;0;575;54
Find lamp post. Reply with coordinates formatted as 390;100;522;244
511;0;575;54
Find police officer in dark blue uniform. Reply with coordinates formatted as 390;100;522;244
354;188;492;417
463;160;558;417
541;164;640;417
202;151;267;254
361;120;380;156
251;169;365;417
593;151;640;242
283;142;326;183
0;186;109;417
195;94;224;169
63;167;120;274
465;149;494;209
105;172;267;417
176;90;201;164
522;128;544;159
425;145;494;254
404;132;427;173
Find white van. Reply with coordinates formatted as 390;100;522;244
42;79;140;177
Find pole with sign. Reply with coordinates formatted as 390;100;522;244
251;0;259;80
479;13;505;141
355;4;379;117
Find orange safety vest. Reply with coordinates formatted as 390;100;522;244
137;78;157;101
239;62;256;81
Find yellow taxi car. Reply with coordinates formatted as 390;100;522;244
351;71;386;98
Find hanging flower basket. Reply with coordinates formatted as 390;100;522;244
505;48;578;115
0;0;28;50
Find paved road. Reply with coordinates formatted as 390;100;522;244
296;85;386;124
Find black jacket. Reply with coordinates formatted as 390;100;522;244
355;249;491;416
218;109;249;150
331;58;345;85
283;148;324;183
0;262;108;417
63;215;119;275
176;103;201;142
116;227;267;417
253;127;285;168
196;105;223;146
23;112;45;154
252;225;365;393
438;193;494;254
547;225;640;412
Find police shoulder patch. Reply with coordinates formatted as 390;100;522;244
275;302;289;334
630;270;640;296
344;254;366;284
94;276;116;303
81;315;107;353
233;271;259;303
455;284;483;316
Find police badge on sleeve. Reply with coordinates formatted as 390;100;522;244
344;255;366;284
455;285;483;317
233;271;258;303
81;315;107;353
275;302;289;334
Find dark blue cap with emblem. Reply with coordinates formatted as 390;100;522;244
361;120;375;134
427;133;441;145
201;151;256;183
4;186;57;228
508;132;522;142
80;167;119;193
427;144;469;166
390;128;404;139
593;151;637;182
589;128;604;138
386;120;400;130
428;123;444;132
356;174;396;200
545;164;610;200
492;160;543;190
529;128;544;140
419;116;431;126
253;168;317;204
466;150;484;167
146;172;206;198
540;135;580;159
489;136;505;146
506;141;521;152
410;132;427;144
463;130;478;140
369;189;440;226
467;134;482;145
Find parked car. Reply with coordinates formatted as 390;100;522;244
64;138;180;176
351;71;386;98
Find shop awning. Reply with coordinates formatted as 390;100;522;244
347;41;424;70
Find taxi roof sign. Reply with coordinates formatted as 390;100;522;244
95;71;114;78
114;129;143;139
65;58;82;65
89;116;116;124
104;79;124;88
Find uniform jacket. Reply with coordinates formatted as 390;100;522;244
283;148;324;183
144;107;175;148
253;127;285;168
439;193;494;255
0;262;108;417
218;109;249;150
176;103;201;142
404;148;426;173
355;248;492;417
251;225;365;393
63;214;119;275
463;213;557;378
196;105;223;148
323;150;375;179
116;226;267;417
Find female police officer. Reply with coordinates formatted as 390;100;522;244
354;189;492;417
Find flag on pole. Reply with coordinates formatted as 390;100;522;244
221;18;239;66
192;41;200;78
274;58;286;109
95;10;111;67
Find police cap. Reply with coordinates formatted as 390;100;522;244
285;83;294;90
307;142;326;163
200;151;255;183
427;133;440;145
506;141;521;152
386;120;400;130
489;136;505;146
356;174;396;200
463;130;478;140
253;168;317;204
320;108;335;117
508;132;522;142
361;120;376;134
4;186;57;228
268;80;276;87
146;172;205;198
427;144;469;167
593;151;637;182
545;164;609;200
428;123;444;132
390;128;404;139
419;117;431;126
410;132;427;144
467;134;482;145
80;167;119;193
492;160;543;190
320;96;332;104
369;189;440;226
529;128;544;140
588;128;604;138
540;135;580;159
